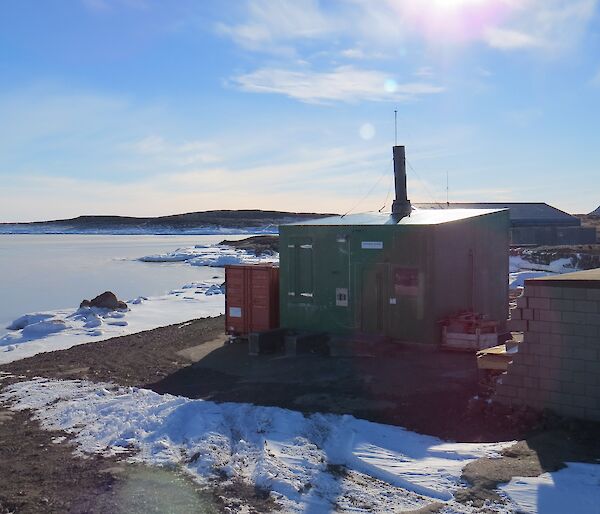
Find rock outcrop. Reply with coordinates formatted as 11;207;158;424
80;291;128;310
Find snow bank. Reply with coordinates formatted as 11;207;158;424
509;256;577;274
0;281;225;365
139;244;278;267
499;462;600;514
0;379;512;513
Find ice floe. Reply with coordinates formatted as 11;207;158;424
0;378;514;513
0;281;225;364
139;244;278;267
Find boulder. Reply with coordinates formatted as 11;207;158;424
80;291;128;310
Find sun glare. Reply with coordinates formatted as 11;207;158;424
396;0;508;43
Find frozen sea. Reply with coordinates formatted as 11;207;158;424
0;234;245;331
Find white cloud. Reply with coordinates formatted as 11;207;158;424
217;0;597;55
483;27;542;50
232;66;444;104
215;0;334;55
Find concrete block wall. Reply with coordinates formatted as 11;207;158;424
495;283;600;422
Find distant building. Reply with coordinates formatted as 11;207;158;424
414;202;596;246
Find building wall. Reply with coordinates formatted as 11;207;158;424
495;283;600;421
511;226;596;246
433;212;510;335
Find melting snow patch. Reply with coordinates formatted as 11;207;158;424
0;378;513;513
500;462;600;514
0;280;225;364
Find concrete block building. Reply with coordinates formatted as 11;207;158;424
496;269;600;421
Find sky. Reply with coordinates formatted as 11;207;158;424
1;0;599;222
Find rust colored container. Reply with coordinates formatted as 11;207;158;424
225;264;279;336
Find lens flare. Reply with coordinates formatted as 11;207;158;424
359;123;376;141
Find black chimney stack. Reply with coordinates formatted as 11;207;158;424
391;145;411;218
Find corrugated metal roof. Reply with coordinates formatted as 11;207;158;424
413;202;579;227
285;208;506;227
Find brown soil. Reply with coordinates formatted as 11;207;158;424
2;315;600;512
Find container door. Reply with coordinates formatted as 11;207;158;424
358;263;389;335
248;267;273;332
225;266;248;335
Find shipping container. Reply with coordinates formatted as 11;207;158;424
225;264;280;337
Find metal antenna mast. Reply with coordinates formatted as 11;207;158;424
446;171;449;206
394;110;398;145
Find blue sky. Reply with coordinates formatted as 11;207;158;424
1;0;599;221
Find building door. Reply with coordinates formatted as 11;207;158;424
358;263;389;335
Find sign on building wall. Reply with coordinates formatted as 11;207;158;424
336;288;349;307
361;241;383;249
394;268;419;296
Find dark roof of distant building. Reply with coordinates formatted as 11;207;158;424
284;208;506;227
413;202;579;227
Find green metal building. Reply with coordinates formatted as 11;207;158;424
278;146;510;345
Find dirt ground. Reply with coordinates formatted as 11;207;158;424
2;315;600;512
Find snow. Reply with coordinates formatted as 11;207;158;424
0;378;513;513
139;244;278;267
509;271;552;290
509;255;577;274
0;281;225;365
500;462;600;514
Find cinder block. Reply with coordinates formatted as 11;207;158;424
508;319;528;332
551;299;574;312
586;313;600;326
562;335;587;346
563;288;588;300
516;296;528;309
524;376;540;389
572;347;598;361
529;320;552;333
525;285;540;297
562;311;587;325
571;395;596;409
546;287;564;299
541;378;562;393
584;385;600;402
584;361;600;374
555;404;585;419
530;297;551;310
549;391;572;405
560;381;582;395
574;324;598;337
536;310;562;323
523;309;534;321
574;300;598;313
523;331;540;343
586;289;600;302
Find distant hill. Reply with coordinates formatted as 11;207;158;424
0;210;334;235
589;206;600;216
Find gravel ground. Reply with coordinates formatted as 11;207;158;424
2;314;600;512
